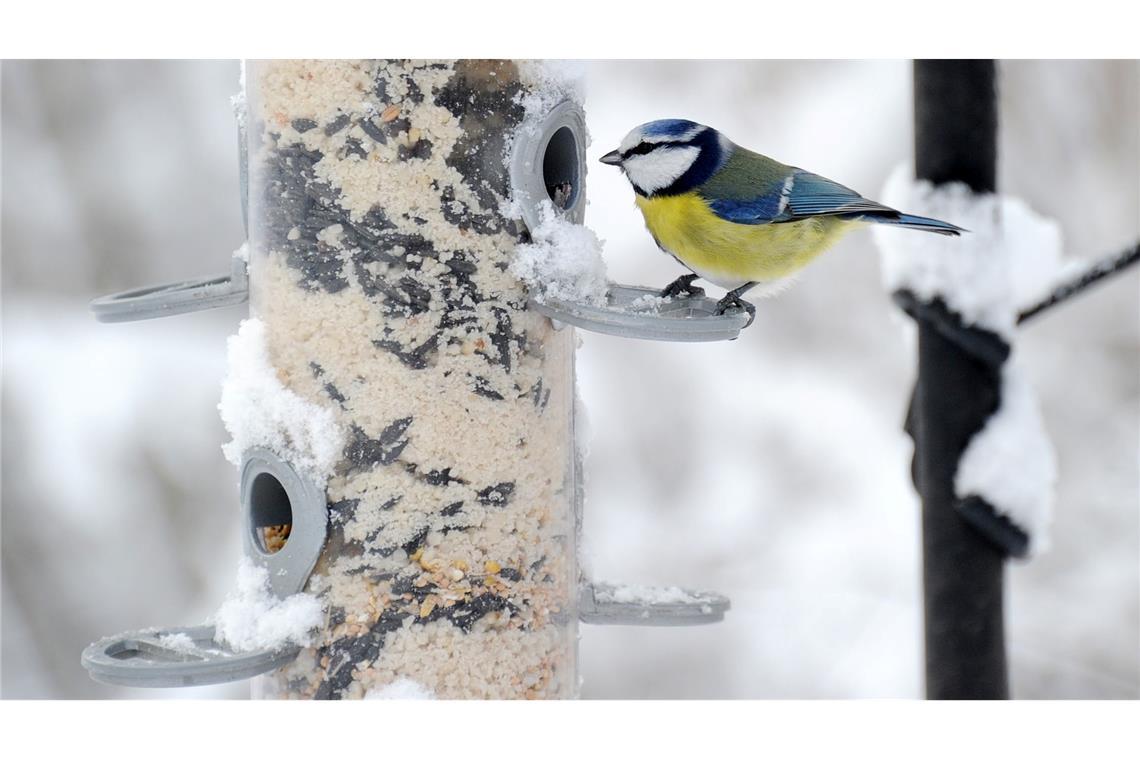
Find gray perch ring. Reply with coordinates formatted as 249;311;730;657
579;582;731;626
509;99;587;232
532;284;750;342
89;255;249;323
240;447;328;599
81;624;300;688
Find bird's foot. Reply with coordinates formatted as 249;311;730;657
715;292;756;328
660;274;705;299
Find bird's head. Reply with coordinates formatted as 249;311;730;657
599;119;731;197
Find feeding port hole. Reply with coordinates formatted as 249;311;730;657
238;447;328;597
249;471;292;554
543;126;580;211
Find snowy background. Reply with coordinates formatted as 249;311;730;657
2;60;1137;699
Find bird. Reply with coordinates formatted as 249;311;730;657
599;119;964;325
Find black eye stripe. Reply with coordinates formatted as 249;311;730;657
622;141;670;158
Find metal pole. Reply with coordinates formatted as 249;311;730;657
909;59;1009;699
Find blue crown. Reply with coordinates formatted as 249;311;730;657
641;119;702;138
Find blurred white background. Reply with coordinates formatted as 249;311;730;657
2;60;1137;699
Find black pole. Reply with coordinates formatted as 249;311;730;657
908;60;1009;699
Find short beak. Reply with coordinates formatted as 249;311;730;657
599;149;622;166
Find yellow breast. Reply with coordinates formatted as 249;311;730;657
634;192;855;288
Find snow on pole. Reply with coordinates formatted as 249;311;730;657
236;60;581;699
877;171;1062;560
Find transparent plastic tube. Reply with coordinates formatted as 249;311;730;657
243;60;579;699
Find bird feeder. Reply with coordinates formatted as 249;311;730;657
83;59;730;699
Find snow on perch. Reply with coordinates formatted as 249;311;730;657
155;632;199;655
510;199;609;306
594;584;705;605
874;165;1062;555
214;557;324;652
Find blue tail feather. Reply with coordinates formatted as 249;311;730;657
860;212;966;236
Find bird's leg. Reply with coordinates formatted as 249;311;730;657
715;282;758;328
660;273;705;299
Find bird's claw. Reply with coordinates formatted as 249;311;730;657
715;293;756;328
660;274;705;299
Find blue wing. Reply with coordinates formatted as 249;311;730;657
706;169;895;226
705;193;787;224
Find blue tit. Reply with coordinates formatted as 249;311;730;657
599;119;963;324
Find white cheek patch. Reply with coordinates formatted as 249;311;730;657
623;146;700;194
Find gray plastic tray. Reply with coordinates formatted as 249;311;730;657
532;284;749;342
81;624;300;688
90;255;248;323
579;582;731;626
